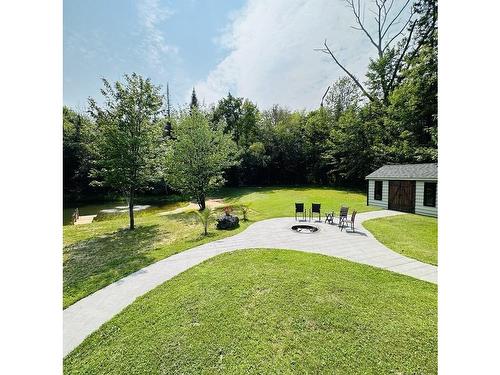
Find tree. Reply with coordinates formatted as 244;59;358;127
325;76;363;120
164;109;238;210
164;82;173;138
63;106;95;200
210;94;260;185
384;41;437;162
303;107;335;183
190;87;199;112
212;93;242;130
316;0;435;104
88;73;165;230
323;106;380;184
211;93;259;147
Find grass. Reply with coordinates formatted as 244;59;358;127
63;208;250;308
64;249;437;374
63;186;379;308
217;186;378;220
363;213;438;265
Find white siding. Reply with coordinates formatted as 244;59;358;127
415;180;438;217
367;179;388;209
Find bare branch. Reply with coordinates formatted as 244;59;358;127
377;0;383;49
319;40;375;102
383;9;414;52
345;0;381;55
320;86;331;107
382;0;412;40
387;20;416;92
382;0;395;29
403;7;437;70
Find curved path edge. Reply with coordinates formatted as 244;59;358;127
63;210;437;356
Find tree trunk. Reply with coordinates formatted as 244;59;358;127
198;194;206;211
129;188;135;230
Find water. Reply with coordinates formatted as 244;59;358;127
63;200;126;225
63;198;186;225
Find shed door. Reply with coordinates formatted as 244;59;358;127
388;180;415;213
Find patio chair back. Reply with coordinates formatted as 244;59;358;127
312;203;321;213
295;203;304;213
339;206;348;218
351;210;357;223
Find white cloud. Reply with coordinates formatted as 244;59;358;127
137;0;179;69
194;0;376;110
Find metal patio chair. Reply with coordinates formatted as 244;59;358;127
341;210;357;232
310;203;321;222
295;203;305;221
338;206;349;228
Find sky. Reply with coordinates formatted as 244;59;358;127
64;0;388;111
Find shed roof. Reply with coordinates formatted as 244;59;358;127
365;163;437;180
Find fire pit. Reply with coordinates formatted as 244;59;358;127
291;224;319;234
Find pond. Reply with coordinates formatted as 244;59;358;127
63;200;126;225
63;198;185;225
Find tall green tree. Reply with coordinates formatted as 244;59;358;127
318;0;436;105
211;94;260;185
88;73;165;230
164;109;238;210
190;87;199;112
323;105;381;184
63;106;95;200
211;93;259;146
385;43;437;162
325;76;362;120
303;107;335;184
164;83;173;138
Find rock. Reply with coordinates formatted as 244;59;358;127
216;214;240;230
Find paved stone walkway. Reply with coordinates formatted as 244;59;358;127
63;210;437;356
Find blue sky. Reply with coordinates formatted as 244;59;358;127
64;0;406;111
64;0;246;109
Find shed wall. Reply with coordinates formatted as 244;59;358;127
367;180;388;209
415;180;438;217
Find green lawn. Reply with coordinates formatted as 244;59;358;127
63;187;376;308
363;214;438;265
64;249;437;374
63;208;250;308
218;186;378;220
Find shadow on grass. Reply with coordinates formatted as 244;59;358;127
63;225;161;305
183;223;244;245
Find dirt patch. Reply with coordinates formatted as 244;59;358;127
158;199;225;216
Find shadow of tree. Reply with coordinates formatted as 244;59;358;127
63;225;160;304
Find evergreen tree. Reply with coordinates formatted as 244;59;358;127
190;87;199;112
164;83;172;138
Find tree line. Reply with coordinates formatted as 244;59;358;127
63;0;437;229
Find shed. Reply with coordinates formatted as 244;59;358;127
365;163;437;217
